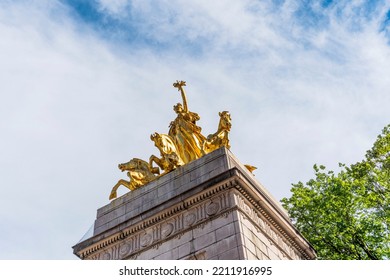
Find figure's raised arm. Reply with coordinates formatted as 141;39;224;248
173;80;188;112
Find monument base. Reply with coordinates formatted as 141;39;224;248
73;148;316;260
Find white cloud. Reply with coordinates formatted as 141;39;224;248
97;0;129;16
0;0;389;259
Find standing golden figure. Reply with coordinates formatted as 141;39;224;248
168;81;206;163
109;80;239;200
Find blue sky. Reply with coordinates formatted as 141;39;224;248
0;0;389;259
59;1;390;50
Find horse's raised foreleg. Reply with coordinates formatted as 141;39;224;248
149;155;161;174
109;179;132;200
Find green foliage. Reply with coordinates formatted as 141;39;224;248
281;125;390;259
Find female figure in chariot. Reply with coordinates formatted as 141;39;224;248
168;81;206;164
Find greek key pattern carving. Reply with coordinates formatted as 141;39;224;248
82;183;234;260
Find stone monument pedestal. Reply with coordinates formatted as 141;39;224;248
73;148;316;260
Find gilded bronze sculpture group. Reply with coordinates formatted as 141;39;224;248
109;81;232;200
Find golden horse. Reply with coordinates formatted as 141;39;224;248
203;111;231;154
149;132;184;174
109;158;157;200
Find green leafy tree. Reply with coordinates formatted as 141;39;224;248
281;125;390;259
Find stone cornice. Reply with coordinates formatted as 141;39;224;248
75;178;235;259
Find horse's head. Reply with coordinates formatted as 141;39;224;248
151;132;163;148
150;132;160;141
218;111;232;131
118;158;144;172
151;132;177;155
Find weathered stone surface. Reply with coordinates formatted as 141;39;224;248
73;147;316;260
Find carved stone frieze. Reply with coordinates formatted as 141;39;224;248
161;223;174;238
206;201;220;216
102;252;111;260
81;181;234;260
119;242;132;258
184;212;196;227
140;233;153;247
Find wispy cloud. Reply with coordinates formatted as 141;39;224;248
0;0;389;259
